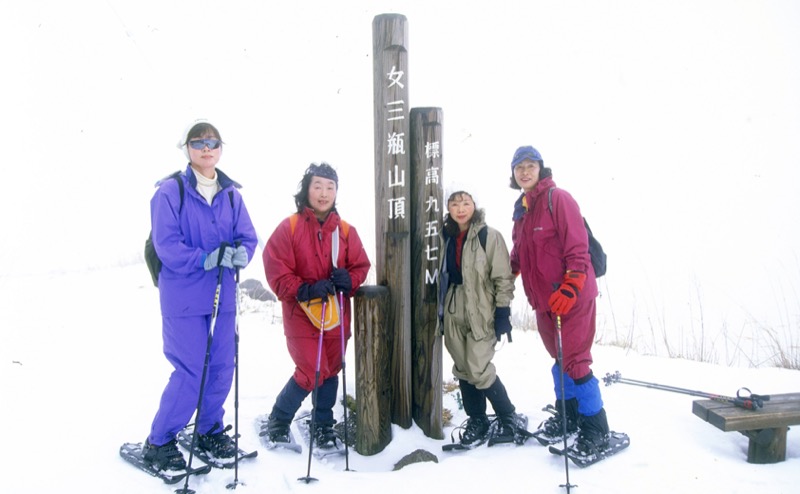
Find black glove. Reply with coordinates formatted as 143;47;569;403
494;306;512;342
330;268;352;294
297;279;336;302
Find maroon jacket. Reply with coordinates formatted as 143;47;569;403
510;176;598;312
263;207;371;339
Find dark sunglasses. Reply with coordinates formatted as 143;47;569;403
188;138;222;150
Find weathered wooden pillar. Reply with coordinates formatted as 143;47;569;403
372;13;412;428
353;286;393;455
746;428;787;463
409;107;444;439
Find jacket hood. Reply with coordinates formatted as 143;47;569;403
514;176;557;221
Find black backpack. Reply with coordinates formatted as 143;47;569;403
145;172;235;287
548;187;607;278
477;225;489;252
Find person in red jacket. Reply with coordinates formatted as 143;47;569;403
262;163;371;450
508;145;613;457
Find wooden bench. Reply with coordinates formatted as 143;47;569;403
692;392;800;463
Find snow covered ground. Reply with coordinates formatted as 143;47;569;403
3;265;798;493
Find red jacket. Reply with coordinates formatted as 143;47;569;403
264;208;371;338
510;176;598;311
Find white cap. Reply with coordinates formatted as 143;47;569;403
444;180;479;206
176;118;210;160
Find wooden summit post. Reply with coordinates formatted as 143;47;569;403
353;286;393;455
409;108;444;439
372;13;412;428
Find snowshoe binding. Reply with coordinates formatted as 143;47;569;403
177;424;258;469
442;415;492;452
549;430;630;467
532;403;579;446
256;414;302;453
296;413;346;459
488;412;532;446
120;440;211;484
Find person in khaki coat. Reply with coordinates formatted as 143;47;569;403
438;190;527;450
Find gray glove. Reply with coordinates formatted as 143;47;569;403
204;246;234;270
232;245;248;267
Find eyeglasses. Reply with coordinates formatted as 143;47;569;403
188;138;221;150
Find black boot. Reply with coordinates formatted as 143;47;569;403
560;396;580;428
574;408;610;456
484;377;523;444
459;379;487;417
456;379;490;448
263;378;310;444
311;376;340;449
197;423;237;458
484;377;515;416
312;422;340;450
142;438;186;471
264;415;292;444
532;398;579;445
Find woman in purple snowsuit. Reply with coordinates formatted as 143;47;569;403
508;145;614;458
143;120;258;472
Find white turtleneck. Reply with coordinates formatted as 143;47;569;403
192;167;220;205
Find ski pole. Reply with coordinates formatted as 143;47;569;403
177;243;228;494
338;290;351;471
602;372;770;410
555;315;577;493
298;299;327;484
226;260;243;490
330;233;351;470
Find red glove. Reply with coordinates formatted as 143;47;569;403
548;271;587;315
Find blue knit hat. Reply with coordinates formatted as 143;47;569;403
306;162;338;185
510;145;542;169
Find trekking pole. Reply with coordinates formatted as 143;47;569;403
338;290;352;471
555;315;577;493
330;232;352;470
226;261;244;490
177;243;228;494
603;372;769;410
298;300;327;484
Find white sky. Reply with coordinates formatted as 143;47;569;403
2;0;799;352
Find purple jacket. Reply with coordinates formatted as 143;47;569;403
151;165;259;316
510;176;598;311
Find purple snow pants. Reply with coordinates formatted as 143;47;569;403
148;311;235;446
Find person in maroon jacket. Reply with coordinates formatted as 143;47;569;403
508;145;613;457
262;163;371;450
